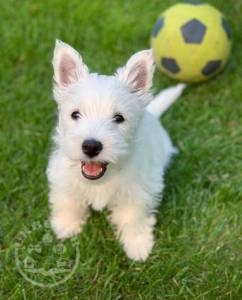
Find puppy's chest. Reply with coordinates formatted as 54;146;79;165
83;183;117;211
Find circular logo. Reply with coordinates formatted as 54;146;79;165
15;220;80;288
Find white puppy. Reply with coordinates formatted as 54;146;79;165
47;40;185;261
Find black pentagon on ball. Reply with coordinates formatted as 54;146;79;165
161;57;181;74
152;17;164;37
222;17;232;40
202;60;222;76
181;18;207;44
185;0;205;5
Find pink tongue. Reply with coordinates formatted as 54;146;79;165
83;162;103;177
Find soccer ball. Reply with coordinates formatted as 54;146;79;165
151;2;232;82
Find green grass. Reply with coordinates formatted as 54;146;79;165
0;0;242;299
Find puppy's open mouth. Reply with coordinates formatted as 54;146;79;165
81;161;108;180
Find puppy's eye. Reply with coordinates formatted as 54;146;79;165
71;111;81;120
113;113;125;124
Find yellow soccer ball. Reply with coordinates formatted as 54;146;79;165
151;1;232;82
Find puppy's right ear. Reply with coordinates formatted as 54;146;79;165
115;50;155;95
53;40;88;89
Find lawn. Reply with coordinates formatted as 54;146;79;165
0;0;242;299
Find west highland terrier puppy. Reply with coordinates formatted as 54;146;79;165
47;40;185;261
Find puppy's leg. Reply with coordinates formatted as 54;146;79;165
110;196;156;261
49;189;88;240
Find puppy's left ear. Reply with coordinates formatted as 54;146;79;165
116;50;155;94
53;39;89;88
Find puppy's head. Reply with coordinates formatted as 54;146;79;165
52;40;155;181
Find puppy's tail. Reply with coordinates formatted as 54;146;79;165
147;83;186;118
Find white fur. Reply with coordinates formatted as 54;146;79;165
147;83;186;117
47;40;185;261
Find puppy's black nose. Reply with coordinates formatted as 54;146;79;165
82;139;103;158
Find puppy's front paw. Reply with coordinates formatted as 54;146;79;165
122;231;154;262
51;214;82;240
